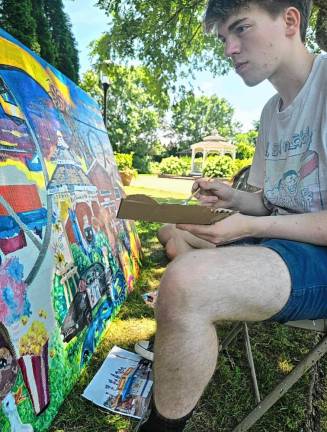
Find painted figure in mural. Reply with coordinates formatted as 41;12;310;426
139;1;327;431
2;393;33;432
0;324;33;431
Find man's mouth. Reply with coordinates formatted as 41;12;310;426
235;62;248;73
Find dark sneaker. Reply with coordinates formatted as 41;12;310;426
135;338;154;361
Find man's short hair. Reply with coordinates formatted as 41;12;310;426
204;0;313;42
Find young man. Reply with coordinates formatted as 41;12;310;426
138;1;327;431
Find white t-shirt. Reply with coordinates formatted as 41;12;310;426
248;53;327;215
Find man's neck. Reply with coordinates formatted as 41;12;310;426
269;47;315;111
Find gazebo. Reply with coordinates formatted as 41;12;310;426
190;132;236;175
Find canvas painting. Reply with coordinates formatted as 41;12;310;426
0;29;141;431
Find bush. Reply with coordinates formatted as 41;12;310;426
114;152;137;177
148;161;161;174
158;156;190;176
114;152;133;170
203;156;253;179
236;142;255;159
203;155;235;179
232;158;253;176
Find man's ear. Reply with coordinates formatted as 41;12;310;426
283;7;301;38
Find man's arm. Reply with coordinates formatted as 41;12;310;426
177;211;327;247
194;178;270;216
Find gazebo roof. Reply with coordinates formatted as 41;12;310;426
191;132;235;150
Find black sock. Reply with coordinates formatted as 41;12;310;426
139;406;193;432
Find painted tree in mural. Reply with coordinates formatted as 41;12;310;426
0;0;79;82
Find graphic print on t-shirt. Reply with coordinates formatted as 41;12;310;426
264;126;323;212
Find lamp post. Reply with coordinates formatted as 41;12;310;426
100;71;110;129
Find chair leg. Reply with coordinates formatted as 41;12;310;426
231;334;327;432
243;323;261;404
220;322;243;351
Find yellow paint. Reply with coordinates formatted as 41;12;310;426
59;198;72;221
0;36;73;107
0;139;17;147
45;160;56;178
0;159;45;188
0;94;24;120
2;129;27;138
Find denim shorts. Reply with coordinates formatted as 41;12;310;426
235;238;327;323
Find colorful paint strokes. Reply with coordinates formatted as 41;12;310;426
0;29;141;431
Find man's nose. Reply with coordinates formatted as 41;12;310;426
224;37;241;57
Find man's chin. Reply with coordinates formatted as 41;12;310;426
241;75;266;87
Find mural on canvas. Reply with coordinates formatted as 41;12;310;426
0;29;141;431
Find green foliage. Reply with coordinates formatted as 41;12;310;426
32;0;57;65
171;92;241;151
44;0;79;82
70;243;91;274
234;129;257;159
158;156;190;176
232;158;253;175
236;142;255;160
93;0;324;99
0;0;38;49
114;152;133;170
148;161;161;174
93;0;229;97
114;152;138;178
81;67;165;172
203;155;235;179
0;0;79;82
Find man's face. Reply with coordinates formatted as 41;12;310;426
218;4;288;86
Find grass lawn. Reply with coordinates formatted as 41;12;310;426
51;176;327;432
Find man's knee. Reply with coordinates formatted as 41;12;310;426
165;238;178;260
156;254;202;322
157;224;174;246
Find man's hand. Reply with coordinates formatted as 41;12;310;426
177;213;255;246
192;178;237;209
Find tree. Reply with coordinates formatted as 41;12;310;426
93;0;325;96
44;0;80;82
0;0;38;50
80;65;166;172
170;92;241;152
0;0;79;82
92;0;229;96
32;0;57;65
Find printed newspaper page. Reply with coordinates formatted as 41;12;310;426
82;346;153;419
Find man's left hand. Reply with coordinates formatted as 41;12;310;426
177;213;256;246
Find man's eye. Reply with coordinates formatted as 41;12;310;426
236;25;249;35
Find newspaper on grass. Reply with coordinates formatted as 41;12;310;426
82;345;153;419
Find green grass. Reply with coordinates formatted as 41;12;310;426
51;179;327;432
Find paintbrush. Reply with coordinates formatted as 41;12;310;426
182;174;215;205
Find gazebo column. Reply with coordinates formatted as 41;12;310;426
191;147;196;173
202;150;207;173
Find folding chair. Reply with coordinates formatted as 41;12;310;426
221;167;327;431
220;320;327;431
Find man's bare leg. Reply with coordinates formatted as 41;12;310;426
153;245;291;419
158;224;215;259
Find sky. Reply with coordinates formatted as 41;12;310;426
63;0;276;131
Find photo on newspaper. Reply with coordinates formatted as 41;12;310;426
82;346;153;419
